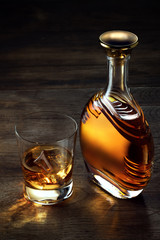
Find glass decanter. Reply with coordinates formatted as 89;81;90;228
80;30;154;199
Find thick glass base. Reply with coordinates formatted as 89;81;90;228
86;164;143;199
24;180;73;205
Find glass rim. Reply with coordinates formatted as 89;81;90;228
15;111;78;144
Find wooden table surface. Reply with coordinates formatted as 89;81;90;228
0;1;159;240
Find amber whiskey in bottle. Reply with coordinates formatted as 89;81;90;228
80;31;154;199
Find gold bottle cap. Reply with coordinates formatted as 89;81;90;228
99;30;138;56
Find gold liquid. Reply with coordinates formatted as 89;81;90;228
22;145;73;190
80;91;154;191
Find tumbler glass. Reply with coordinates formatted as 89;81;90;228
15;111;77;205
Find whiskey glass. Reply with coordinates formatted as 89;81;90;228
15;111;77;205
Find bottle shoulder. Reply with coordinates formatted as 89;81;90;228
81;90;151;141
91;89;143;122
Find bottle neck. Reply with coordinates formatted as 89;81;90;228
105;55;130;97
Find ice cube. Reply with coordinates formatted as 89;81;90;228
33;149;61;173
33;150;54;173
48;148;69;170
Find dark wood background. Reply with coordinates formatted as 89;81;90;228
0;1;159;240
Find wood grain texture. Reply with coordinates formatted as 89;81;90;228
0;88;159;240
0;0;159;239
